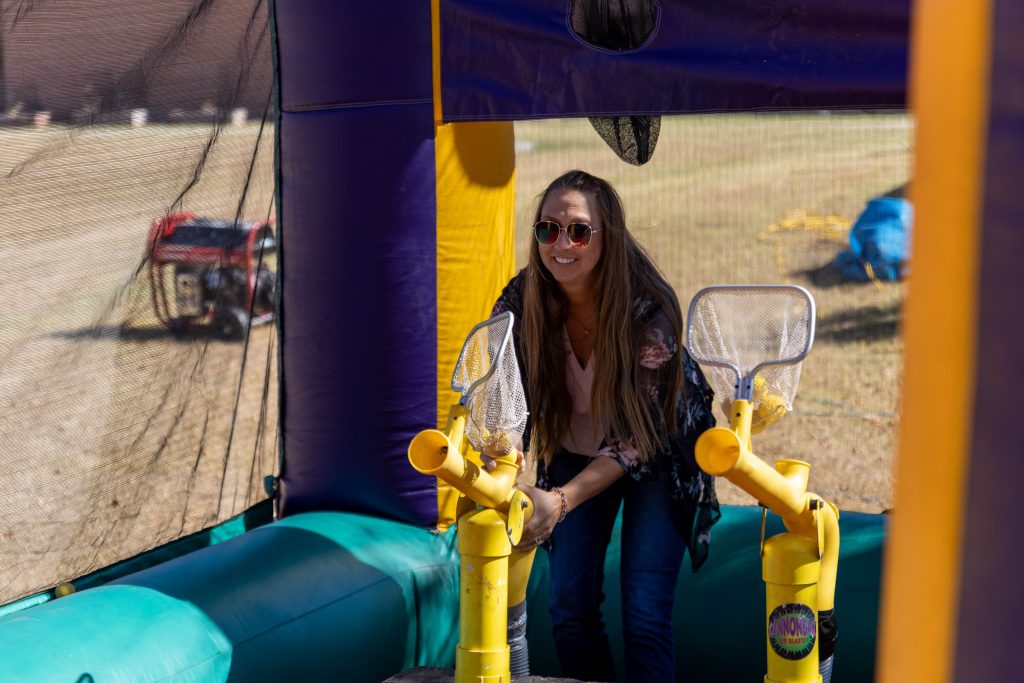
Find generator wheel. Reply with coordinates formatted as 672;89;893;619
213;307;248;340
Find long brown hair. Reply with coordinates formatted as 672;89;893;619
522;170;684;466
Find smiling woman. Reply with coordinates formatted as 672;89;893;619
491;169;720;682
534;190;604;296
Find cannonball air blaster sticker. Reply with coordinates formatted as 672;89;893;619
769;603;817;661
686;286;840;683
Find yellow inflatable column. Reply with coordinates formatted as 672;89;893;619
431;0;517;424
433;121;517;429
432;0;517;530
876;0;990;681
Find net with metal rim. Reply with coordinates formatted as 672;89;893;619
451;312;528;457
686;286;815;431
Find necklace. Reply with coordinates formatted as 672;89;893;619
567;309;597;336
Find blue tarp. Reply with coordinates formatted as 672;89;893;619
835;197;913;281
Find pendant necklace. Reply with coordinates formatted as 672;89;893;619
567;309;596;336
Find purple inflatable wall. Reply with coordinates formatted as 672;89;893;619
272;0;910;528
274;3;439;525
440;0;909;120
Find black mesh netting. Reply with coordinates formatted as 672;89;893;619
569;0;658;52
589;115;661;165
570;0;663;165
514;113;912;514
0;0;277;602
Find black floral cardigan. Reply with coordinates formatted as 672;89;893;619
491;270;721;572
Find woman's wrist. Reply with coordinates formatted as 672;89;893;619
550;486;570;523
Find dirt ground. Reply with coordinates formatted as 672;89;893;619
0;122;278;601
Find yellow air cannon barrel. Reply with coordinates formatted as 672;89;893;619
408;311;535;683
686;284;835;683
409;421;534;683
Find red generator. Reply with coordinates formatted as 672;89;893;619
148;212;277;339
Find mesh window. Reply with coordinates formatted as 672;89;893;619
514;112;911;512
1;0;277;602
569;0;659;52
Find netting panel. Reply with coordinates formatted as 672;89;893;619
0;0;276;602
452;314;528;457
512;114;910;512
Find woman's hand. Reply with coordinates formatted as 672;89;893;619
480;449;524;471
513;483;562;551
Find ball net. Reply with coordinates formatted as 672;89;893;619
686;285;814;433
452;312;528;458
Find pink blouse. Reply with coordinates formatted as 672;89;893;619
561;327;604;456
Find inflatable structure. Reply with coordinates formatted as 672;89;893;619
0;1;1021;682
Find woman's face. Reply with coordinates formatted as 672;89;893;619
537;190;604;296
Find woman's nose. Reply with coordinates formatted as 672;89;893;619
554;226;573;248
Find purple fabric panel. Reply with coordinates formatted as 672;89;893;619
277;106;438;527
274;2;432;111
440;0;909;120
955;0;1024;677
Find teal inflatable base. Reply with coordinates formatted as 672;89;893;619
0;506;885;682
527;506;886;682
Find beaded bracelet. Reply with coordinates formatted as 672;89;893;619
551;486;569;523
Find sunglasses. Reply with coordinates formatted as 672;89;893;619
533;220;601;248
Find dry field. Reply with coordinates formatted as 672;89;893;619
0;121;278;601
0;113;909;602
513;114;912;512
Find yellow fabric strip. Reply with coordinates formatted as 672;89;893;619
434;121;517;428
876;1;992;681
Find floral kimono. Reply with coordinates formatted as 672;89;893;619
492;270;721;572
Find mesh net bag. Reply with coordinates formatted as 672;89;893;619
568;0;662;166
588;115;661;166
451;313;528;457
686;286;814;432
569;0;658;51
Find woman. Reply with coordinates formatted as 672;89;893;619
491;170;720;682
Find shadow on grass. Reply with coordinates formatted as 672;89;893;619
796;261;850;288
48;323;230;344
795;259;907;290
816;302;902;344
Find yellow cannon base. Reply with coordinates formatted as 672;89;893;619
409;404;535;683
696;399;840;683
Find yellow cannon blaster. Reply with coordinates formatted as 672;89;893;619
687;284;838;683
408;312;535;683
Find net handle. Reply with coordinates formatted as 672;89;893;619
450;311;516;402
684;284;817;400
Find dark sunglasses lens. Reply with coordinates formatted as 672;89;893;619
534;221;559;245
567;223;593;246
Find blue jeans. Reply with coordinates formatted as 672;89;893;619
546;451;686;683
